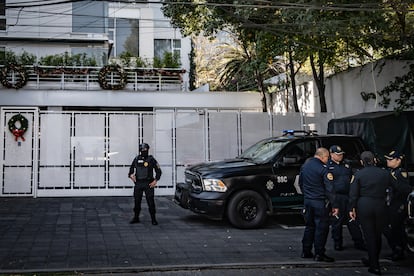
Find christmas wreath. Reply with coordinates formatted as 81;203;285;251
8;114;28;141
98;65;127;90
0;64;28;89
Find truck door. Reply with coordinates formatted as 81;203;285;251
270;140;317;208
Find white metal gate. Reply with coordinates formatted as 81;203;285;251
1;107;335;197
37;111;175;197
0;107;39;197
1;108;175;197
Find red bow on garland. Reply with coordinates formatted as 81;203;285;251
12;129;26;141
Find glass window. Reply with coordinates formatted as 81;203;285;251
154;39;181;59
72;1;106;33
108;18;139;57
0;18;5;31
0;46;5;65
239;139;290;164
282;140;317;164
173;39;181;48
154;39;171;59
0;0;4;16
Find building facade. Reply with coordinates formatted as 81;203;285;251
1;0;191;87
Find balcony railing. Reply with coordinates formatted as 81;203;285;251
0;65;187;91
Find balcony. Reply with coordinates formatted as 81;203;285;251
0;65;187;92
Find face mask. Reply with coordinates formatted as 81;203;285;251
140;151;148;158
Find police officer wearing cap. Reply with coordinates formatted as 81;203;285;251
299;147;338;262
349;151;395;275
383;150;412;261
326;145;366;251
128;143;162;225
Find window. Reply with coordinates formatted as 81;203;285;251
108;18;139;57
154;39;181;59
0;0;5;31
72;1;106;33
0;46;5;65
282;140;317;165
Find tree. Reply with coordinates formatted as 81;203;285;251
216;31;283;112
162;0;414;112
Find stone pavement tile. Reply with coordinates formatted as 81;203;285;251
0;196;413;274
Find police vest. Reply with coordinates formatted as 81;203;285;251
135;156;152;180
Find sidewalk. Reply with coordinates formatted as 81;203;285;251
0;196;412;275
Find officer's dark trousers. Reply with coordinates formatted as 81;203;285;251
383;204;407;254
302;199;330;255
357;197;386;270
331;194;365;247
133;184;156;217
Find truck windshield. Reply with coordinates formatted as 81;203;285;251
239;139;290;164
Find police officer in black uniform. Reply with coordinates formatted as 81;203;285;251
349;151;395;275
383;150;412;261
327;145;366;251
128;143;162;225
300;147;338;262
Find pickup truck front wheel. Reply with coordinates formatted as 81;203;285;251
227;190;267;229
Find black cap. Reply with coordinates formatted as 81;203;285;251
329;145;344;154
385;150;404;160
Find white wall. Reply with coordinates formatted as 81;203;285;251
0;89;263;110
271;60;414;114
325;60;413;113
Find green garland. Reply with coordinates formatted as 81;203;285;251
0;64;28;89
98;65;127;90
8;114;28;141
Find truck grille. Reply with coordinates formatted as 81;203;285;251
185;170;203;193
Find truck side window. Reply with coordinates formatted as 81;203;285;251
283;140;317;164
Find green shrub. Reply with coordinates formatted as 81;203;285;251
119;51;148;67
153;52;181;68
3;50;36;65
39;52;97;66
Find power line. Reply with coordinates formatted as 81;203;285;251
6;0;389;12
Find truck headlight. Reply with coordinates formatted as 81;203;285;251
202;179;227;192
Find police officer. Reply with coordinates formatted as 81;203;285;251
383;150;412;261
349;151;395;275
128;143;162;225
326;145;366;251
299;147;338;262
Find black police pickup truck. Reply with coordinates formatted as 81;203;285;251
174;130;366;229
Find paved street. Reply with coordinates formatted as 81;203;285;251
0;196;413;275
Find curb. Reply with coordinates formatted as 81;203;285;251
0;259;400;275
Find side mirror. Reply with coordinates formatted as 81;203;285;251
274;157;298;168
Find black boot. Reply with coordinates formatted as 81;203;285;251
151;214;158;225
130;214;140;224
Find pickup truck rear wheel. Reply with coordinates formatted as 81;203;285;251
227;190;267;229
